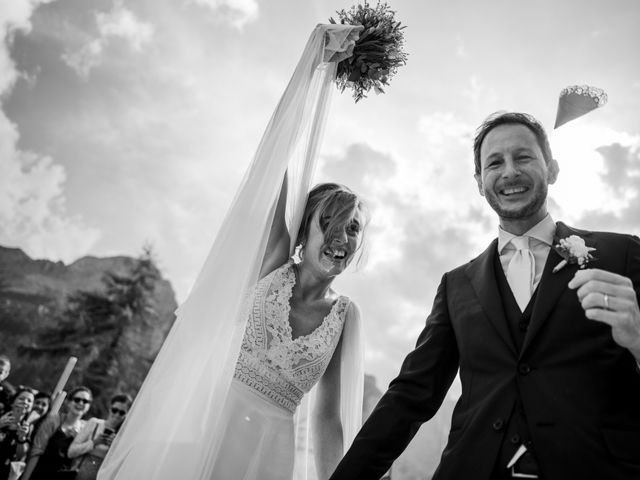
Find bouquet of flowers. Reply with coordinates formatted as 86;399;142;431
330;1;408;102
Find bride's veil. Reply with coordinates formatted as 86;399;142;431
98;24;363;480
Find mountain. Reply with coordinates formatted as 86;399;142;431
0;245;177;413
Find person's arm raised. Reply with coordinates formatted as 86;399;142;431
20;414;58;480
259;173;291;279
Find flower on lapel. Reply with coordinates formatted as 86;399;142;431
552;235;596;273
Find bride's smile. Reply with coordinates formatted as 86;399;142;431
302;210;363;277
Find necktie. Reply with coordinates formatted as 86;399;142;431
506;236;535;311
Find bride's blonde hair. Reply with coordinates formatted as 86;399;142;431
295;183;369;263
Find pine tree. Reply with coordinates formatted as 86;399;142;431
20;245;161;415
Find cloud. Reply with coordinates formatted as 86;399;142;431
1;0;100;261
549;124;640;231
574;142;640;235
0;0;58;92
318;135;494;386
320;142;397;195
62;2;154;79
0;141;101;261
455;36;467;58
418;111;471;150
596;142;640;195
190;0;259;29
461;75;498;112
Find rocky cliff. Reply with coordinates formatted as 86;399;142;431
0;245;177;410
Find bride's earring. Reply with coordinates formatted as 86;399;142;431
296;244;305;263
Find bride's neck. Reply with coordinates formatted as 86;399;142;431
294;263;334;301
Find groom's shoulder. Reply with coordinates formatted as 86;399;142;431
559;221;639;244
558;222;640;265
446;240;497;277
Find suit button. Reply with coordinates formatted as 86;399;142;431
510;434;521;444
518;320;528;331
518;363;531;375
492;419;504;431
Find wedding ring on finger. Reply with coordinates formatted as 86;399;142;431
603;293;610;310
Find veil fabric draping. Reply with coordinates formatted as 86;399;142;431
98;23;363;480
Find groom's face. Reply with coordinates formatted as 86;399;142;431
475;123;558;225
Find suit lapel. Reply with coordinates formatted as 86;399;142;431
521;221;598;356
465;239;517;356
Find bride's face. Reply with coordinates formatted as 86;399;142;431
301;209;363;278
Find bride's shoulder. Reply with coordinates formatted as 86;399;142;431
256;258;295;290
333;294;358;321
260;258;294;279
344;298;360;319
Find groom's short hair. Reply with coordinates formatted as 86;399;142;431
473;111;553;175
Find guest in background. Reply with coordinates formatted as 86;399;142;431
21;386;92;480
31;393;50;421
68;393;132;480
29;393;51;439
0;387;35;480
0;357;16;417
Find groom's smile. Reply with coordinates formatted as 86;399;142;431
500;185;529;196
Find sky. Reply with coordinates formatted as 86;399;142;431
2;0;640;395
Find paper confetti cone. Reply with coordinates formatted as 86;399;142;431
554;85;608;129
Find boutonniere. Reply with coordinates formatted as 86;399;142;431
552;235;596;273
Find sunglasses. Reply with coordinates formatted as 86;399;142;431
71;397;91;405
110;407;127;416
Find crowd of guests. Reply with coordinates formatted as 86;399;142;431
0;355;131;480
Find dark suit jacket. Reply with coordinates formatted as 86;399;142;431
330;223;640;480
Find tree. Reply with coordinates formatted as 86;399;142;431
82;245;159;410
20;245;161;415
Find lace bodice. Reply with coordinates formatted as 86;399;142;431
233;261;350;413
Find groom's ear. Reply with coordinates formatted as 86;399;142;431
547;158;559;184
474;173;485;196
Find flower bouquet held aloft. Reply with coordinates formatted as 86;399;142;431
330;1;408;102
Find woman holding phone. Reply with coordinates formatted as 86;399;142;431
68;394;132;480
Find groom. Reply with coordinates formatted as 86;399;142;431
329;112;640;480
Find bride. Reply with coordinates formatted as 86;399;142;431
99;23;366;480
212;177;368;479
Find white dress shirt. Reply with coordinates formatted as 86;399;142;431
498;214;556;293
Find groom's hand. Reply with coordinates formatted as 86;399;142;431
569;268;640;360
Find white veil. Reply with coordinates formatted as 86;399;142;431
98;23;363;480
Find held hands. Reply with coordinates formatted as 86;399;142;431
569;268;640;359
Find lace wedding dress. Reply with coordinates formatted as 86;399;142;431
99;24;364;480
212;261;350;479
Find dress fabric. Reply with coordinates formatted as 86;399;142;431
97;24;364;480
211;260;349;479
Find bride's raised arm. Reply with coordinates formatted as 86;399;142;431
259;173;291;279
